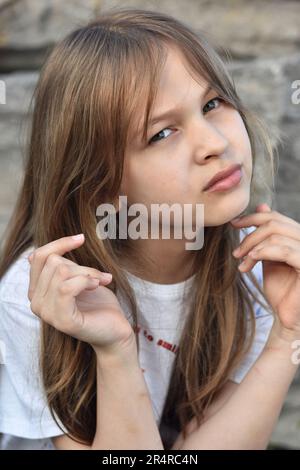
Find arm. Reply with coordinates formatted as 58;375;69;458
54;374;238;450
171;325;300;450
171;380;239;449
53;345;164;450
25;236;163;450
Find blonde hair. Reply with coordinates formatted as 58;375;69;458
0;7;278;448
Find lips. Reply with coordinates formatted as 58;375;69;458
204;163;242;191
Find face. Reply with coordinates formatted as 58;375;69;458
121;44;253;228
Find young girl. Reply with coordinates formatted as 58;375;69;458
0;8;300;450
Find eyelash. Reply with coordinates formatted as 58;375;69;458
147;96;225;146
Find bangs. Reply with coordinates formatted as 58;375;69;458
125;34;244;148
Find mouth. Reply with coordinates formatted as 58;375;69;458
203;163;243;193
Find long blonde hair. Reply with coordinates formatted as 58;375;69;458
0;7;277;448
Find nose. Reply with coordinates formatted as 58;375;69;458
189;116;229;164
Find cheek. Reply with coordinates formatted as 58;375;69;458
235;115;252;153
120;158;174;203
239;129;253;177
246;152;253;177
226;113;253;171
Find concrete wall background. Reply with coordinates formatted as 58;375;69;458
0;0;299;448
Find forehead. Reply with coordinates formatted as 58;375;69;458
128;45;210;142
151;44;209;111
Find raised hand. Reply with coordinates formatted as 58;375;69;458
27;234;135;356
231;203;300;336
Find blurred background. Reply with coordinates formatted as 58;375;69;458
0;0;299;449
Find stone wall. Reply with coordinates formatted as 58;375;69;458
0;0;300;449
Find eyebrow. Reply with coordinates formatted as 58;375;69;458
147;84;213;128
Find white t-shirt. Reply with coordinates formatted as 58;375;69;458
0;227;274;450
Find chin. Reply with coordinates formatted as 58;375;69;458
204;193;251;227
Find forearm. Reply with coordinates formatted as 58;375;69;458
91;346;164;450
179;324;300;450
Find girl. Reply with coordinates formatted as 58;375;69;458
0;8;300;450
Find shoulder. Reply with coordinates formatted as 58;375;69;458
0;246;40;369
0;247;65;441
0;246;33;307
0;245;41;372
0;246;38;329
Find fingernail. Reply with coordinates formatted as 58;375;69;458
238;261;246;270
231;217;241;223
72;233;84;241
101;272;113;282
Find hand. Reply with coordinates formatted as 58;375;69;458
27;234;136;356
230;203;300;337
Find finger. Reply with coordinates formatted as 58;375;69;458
237;235;300;272
231;202;271;224
28;253;76;301
247;244;300;270
30;254;112;301
55;274;100;297
236;254;259;272
28;234;85;297
247;235;300;256
231;208;300;229
47;274;104;335
233;222;300;259
30;274;99;323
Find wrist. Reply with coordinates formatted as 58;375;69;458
269;316;300;344
93;334;139;370
265;318;300;365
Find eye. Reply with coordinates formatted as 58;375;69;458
147;96;224;146
203;96;224;114
148;128;174;145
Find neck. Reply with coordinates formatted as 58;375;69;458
119;236;198;285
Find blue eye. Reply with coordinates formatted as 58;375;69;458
203;96;223;114
148;128;173;145
147;96;224;146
